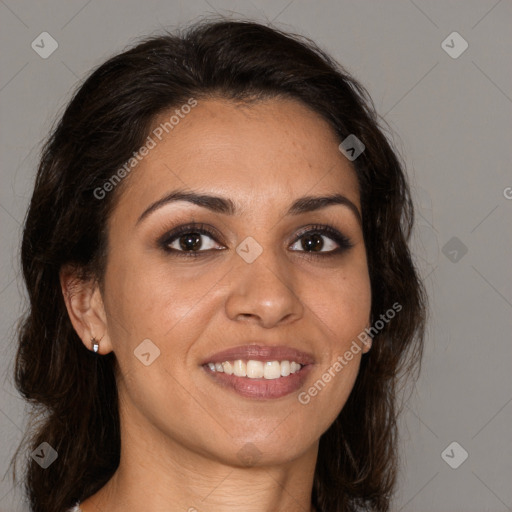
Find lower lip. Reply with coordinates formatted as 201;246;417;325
202;364;312;399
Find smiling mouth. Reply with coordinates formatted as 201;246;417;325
202;359;312;400
200;344;314;399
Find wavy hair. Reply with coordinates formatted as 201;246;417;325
11;19;426;512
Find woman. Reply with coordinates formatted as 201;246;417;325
12;19;426;512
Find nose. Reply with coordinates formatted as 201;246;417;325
224;250;304;329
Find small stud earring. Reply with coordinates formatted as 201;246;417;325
91;337;100;353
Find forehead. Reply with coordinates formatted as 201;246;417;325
114;97;360;219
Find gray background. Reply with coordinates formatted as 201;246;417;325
1;1;511;511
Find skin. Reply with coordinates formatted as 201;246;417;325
61;97;372;512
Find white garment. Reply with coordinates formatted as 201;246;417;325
67;504;81;511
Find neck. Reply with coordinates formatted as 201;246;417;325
80;403;319;512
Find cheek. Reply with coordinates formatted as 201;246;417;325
116;356;214;458
303;262;372;347
301;355;362;440
102;254;228;392
304;264;371;425
104;254;213;337
298;271;370;432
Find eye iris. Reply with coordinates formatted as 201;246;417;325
302;233;323;252
179;233;202;251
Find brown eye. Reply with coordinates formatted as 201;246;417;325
289;225;353;255
299;233;326;252
166;231;220;253
178;233;203;251
158;223;226;257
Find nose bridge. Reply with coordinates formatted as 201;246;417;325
224;237;303;327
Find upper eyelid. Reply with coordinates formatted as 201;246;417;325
159;223;222;243
291;225;344;241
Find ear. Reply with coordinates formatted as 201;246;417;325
59;264;113;354
361;314;373;354
361;332;372;354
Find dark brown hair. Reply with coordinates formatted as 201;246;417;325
11;19;426;512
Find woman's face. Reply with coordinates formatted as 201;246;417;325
100;97;371;467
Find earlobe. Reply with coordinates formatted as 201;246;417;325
59;265;112;354
90;334;104;353
362;325;373;353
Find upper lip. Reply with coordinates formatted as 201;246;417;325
201;344;315;366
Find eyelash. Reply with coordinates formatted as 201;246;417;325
158;222;354;259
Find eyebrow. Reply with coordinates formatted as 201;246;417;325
136;189;362;225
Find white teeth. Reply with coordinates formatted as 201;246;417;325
206;359;303;379
233;359;247;377
222;361;233;375
247;360;264;378
290;362;301;373
263;361;281;380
